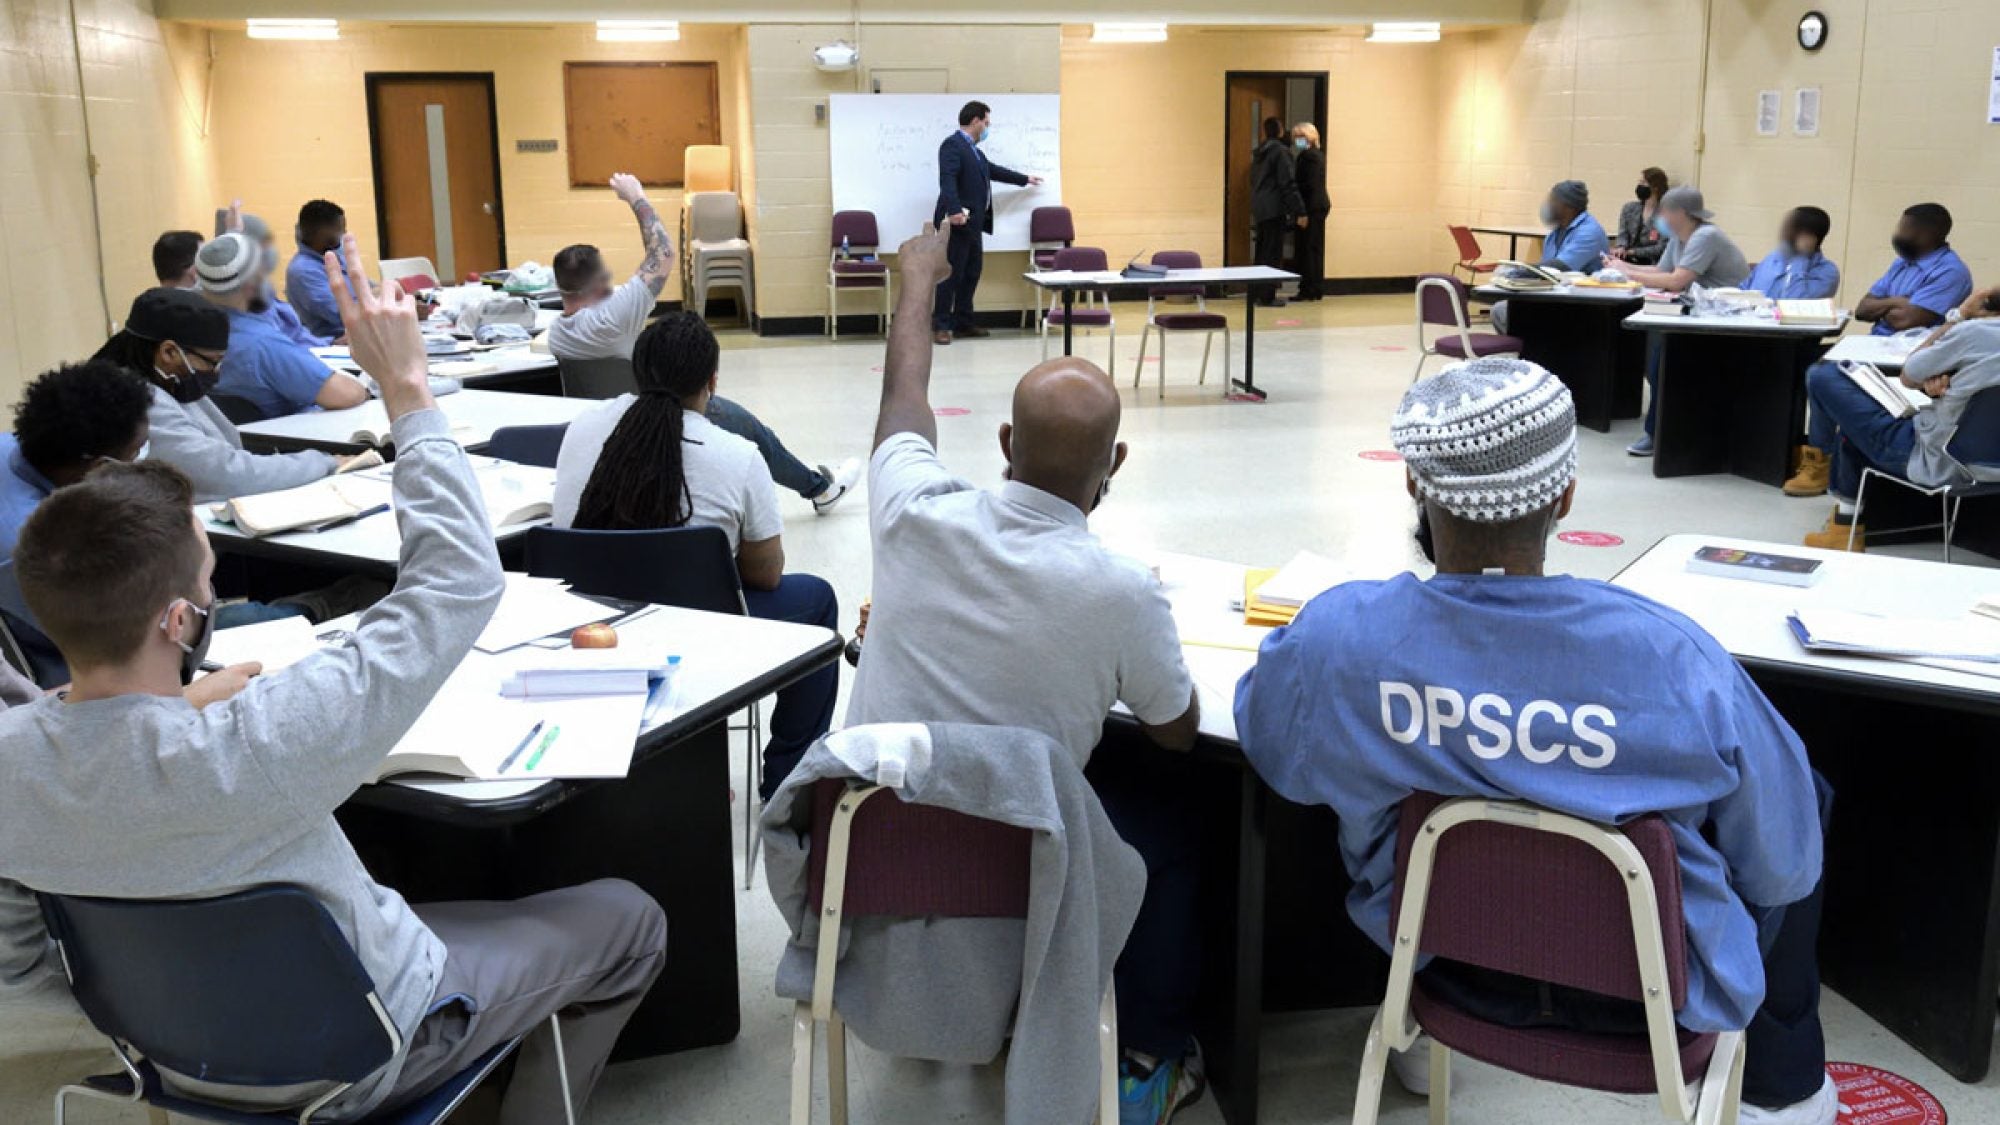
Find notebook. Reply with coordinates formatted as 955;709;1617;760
473;574;621;653
1837;361;1929;420
1787;607;2000;663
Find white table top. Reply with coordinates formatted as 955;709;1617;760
1471;282;1644;304
1824;333;1921;369
1612;534;2000;700
238;390;593;453
203;459;557;568
1624;310;1849;336
1025;266;1298;290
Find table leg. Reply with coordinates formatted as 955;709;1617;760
1063;289;1075;356
1204;771;1269;1125
1230;285;1267;400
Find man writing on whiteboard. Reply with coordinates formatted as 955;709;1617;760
932;100;1043;346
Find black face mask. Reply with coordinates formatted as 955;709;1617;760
157;353;221;405
1891;236;1924;262
1635;184;1652;202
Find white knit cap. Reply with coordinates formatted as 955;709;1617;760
1391;358;1578;523
195;232;260;296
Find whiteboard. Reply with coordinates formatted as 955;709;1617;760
829;93;1061;253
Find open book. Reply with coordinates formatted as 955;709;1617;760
1491;260;1565;292
1837;360;1929;420
217;475;394;537
1774;299;1840;327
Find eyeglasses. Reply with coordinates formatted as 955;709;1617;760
182;348;225;370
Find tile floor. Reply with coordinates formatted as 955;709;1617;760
5;294;1997;1123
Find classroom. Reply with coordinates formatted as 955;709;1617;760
3;0;1999;1123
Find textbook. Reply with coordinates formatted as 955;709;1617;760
216;475;394;536
1774;299;1840;327
1787;607;2000;663
1491;261;1564;292
1686;545;1825;587
1837;360;1929;419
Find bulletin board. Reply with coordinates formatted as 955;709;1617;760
563;61;720;188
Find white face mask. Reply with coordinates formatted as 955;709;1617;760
134;440;151;461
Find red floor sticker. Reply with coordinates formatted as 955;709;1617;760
932;407;970;417
1829;1063;1946;1124
1557;531;1624;547
1371;345;1409;352
1274;318;1303;327
1358;450;1404;462
1225;393;1266;403
870;365;884;373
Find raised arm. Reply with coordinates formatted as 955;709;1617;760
875;224;953;450
610;172;676;296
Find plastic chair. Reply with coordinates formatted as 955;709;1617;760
1351;794;1744;1125
522;526;765;886
789;776;1119;1124
1022;207;1077;327
379;258;441;292
1040;247;1115;370
826;211;892;340
1413;275;1523;381
1848;385;2000;560
554;355;637;400
1131;251;1228;399
684;144;733;194
484;423;570;469
208;392;267;425
1447;227;1498;284
40;885;572;1125
686;192;754;325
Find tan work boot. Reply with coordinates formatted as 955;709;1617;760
1803;507;1866;552
1784;446;1830;497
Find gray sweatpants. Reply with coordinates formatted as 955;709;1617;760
373;879;668;1124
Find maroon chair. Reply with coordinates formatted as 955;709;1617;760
1039;246;1116;369
1023;206;1078;327
789;777;1118;1123
1351;793;1746;1125
826;210;891;339
1413;274;1523;382
1132;250;1229;399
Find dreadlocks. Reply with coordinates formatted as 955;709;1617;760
572;311;721;530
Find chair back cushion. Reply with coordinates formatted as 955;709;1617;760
555;355;639;400
1417;274;1469;328
1391;793;1691;1008
524;525;744;614
1448;225;1485;262
1052;246;1110;272
805;779;1033;919
831;210;881;251
207;392;268;425
38;886;395;1086
1149;250;1206;298
484;423;569;469
1947;385;2000;468
1029;206;1076;244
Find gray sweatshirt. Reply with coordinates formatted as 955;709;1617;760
146;384;337;503
1903;318;2000;488
763;723;1144;1125
0;408;502;1117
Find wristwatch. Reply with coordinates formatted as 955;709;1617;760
1946;308;1965;325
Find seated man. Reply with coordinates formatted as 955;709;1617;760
152;229;202;289
1745;206;1841;301
548;172;859;513
285;198;349;339
201;231;370;418
1491;179;1609;332
848;224;1204;1125
1792;286;2000;547
0;241;666;1123
1236;357;1835;1125
1853;203;1973;337
220;204;335;348
552;310;838;798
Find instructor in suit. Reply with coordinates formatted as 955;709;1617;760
932;100;1043;345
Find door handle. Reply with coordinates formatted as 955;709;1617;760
482;201;495;216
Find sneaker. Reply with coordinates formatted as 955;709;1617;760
1625;435;1656;457
1388;1034;1439;1097
1739;1074;1839;1125
1783;445;1831;497
1118;1041;1206;1125
811;458;862;514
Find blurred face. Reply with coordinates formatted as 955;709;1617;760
1891;215;1939;260
1664;205;1697;239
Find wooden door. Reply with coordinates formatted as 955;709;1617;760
367;74;505;281
1224;74;1288;267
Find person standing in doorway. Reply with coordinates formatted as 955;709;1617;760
1250;117;1305;308
1291;123;1331;302
931;100;1044;346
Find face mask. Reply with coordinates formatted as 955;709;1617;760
1294;138;1308;151
158;350;221;405
1891;236;1922;261
134;440;151;461
163;596;214;687
1652;216;1673;239
976;124;991;143
1636;184;1652;202
1538;203;1558;227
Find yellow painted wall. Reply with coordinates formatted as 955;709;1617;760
0;0;219;400
204;22;752;302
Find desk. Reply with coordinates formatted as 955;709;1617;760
330;604;845;1059
1473;284;1646;431
238;390;595;457
1614;534;2000;1082
1825;332;1920;371
1025;266;1299;402
1468;223;1547;260
1623;312;1842;487
313;342;563;397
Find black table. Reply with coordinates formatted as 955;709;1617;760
1473;285;1646;432
1625;312;1838;487
1026;266;1298;401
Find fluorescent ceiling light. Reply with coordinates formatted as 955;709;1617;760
1367;21;1441;43
1093;22;1168;44
597;20;681;43
245;18;338;41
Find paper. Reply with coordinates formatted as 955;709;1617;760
1793;87;1821;137
473;574;619;653
203;615;325;673
1254;551;1350;608
1756;89;1781;136
1791;607;2000;662
1990;47;2000;124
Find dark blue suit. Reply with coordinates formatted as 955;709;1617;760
932;130;1029;332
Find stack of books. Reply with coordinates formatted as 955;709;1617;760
1243;551;1348;627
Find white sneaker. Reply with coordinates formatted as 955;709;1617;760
1388;1034;1440;1097
811;458;862;514
1738;1075;1839;1125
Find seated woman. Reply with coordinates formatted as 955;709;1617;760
553;312;838;797
1611;167;1671;267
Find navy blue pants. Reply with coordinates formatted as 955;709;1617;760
1803;360;1918;501
933;224;985;332
744;574;840;800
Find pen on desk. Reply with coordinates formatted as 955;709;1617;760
523;725;562;772
308;503;391;533
498;720;546;774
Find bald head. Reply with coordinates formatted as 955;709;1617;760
1003;357;1125;513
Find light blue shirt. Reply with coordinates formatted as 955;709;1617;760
262;286;330;348
212;306;334;420
0;435;53;561
1866;245;1973;336
1233;572;1823;1034
285;242;345;338
1745;248;1841;301
1540;212;1610;273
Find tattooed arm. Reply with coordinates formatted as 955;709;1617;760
609;172;675;296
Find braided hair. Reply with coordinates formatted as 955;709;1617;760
572;311;720;530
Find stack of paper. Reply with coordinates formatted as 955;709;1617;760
202;615;329;673
473;574;620;653
1787;607;2000;663
1244;552;1348;627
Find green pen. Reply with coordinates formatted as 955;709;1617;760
523;725;561;772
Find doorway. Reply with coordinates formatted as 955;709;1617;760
366;73;506;281
1223;71;1328;267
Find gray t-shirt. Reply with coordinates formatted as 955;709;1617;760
1660;223;1751;290
551;396;782;550
545;275;654;362
845;433;1193;767
1902;318;2000;488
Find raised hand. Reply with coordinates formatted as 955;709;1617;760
326;233;434;419
897;222;953;290
609;172;646;205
